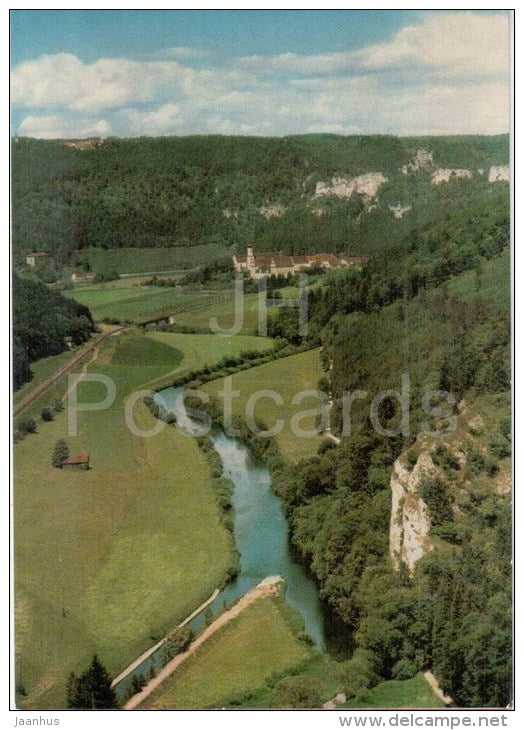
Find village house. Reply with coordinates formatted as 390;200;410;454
61;453;90;470
233;246;367;279
26;251;51;267
71;271;96;283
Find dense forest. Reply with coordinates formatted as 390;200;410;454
12;273;95;389
12;134;508;266
264;180;511;707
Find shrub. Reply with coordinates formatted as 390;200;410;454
52;398;64;413
271;675;322;708
433;444;460;472
297;631;315;646
342;649;379;699
18;416;36;434
391;657;419;680
405;447;418;469
41;407;54;422
52;440;69;468
419;475;453;525
490;434;511;460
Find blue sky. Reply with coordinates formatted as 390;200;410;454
10;10;421;65
10;9;510;138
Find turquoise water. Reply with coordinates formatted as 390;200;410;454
114;385;326;698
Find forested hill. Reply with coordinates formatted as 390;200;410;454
13;274;95;389
267;172;511;706
12;134;508;265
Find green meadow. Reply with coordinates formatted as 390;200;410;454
15;329;280;709
143;331;273;388
344;674;444;709
142;596;312;710
65;283;262;332
203;348;325;463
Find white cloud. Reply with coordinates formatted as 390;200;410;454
11;12;510;138
235;12;509;80
353;12;509;78
118;103;182;136
18;114;111;139
11;53;191;112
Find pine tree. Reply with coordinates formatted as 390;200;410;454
66;655;118;709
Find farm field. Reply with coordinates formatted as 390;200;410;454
344;673;444;709
142;596;312;709
14;330;261;709
65;283;262;333
203;348;325;463
85;243;231;275
144;332;273;387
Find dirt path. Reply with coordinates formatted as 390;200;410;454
111;587;220;689
13;326;126;417
124;576;284;710
423;670;453;705
62;346;100;402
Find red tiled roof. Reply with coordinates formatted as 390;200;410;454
306;254;340;265
271;255;295;267
235;249;369;271
62;453;89;465
253;254;273;269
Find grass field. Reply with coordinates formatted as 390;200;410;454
344;673;444;709
203;349;325;463
15;330;271;709
65;283;262;332
144;332;273;388
142;596;312;709
85;243;231;275
13;350;78;406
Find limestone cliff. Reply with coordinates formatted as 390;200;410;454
488;165;510;183
431;168;473;185
389;452;434;574
400;149;434;174
314;172;387;201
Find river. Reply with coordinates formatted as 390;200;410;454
114;385;337;698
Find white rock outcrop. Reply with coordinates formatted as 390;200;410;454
222;208;238;219
389;204;412;219
401;149;434;175
488;165;510;183
390;452;434;574
431;168;472;185
259;204;286;219
315;172;387;201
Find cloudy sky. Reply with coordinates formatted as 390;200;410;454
10;9;511;139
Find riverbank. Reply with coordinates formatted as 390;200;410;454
125;577;285;709
111;587;220;689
